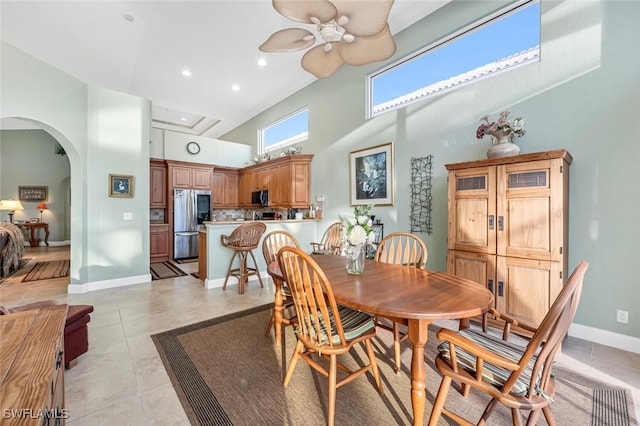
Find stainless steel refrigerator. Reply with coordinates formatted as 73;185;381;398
173;189;211;259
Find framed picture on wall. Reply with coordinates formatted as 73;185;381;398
349;142;394;206
109;174;134;198
18;186;48;202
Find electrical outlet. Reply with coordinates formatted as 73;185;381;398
616;310;629;324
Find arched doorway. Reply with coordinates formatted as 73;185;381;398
1;117;75;290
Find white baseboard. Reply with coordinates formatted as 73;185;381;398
67;274;151;294
569;323;640;355
205;271;270;290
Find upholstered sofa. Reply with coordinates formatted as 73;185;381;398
0;300;94;368
0;222;25;277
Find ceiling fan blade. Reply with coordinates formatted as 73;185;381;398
273;0;338;24
259;28;316;52
338;24;396;66
301;44;345;78
332;0;394;37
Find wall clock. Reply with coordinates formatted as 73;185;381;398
186;141;200;155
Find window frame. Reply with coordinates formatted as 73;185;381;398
258;107;309;154
366;0;540;118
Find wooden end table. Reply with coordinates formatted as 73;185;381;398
22;222;49;247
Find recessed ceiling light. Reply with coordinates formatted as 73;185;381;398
182;69;192;77
124;14;135;22
231;84;240;92
181;117;187;121
258;58;267;67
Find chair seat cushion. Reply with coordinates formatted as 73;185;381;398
437;328;537;396
310;305;375;345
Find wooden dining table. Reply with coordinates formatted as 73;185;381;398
267;254;494;426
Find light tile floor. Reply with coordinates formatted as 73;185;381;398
1;246;638;424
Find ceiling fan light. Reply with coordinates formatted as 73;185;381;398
310;16;321;25
302;35;315;42
324;43;333;52
337;15;349;26
343;33;355;43
320;23;340;42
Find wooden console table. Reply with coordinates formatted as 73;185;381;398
21;222;49;247
0;305;68;425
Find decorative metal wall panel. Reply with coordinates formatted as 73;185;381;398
410;156;433;234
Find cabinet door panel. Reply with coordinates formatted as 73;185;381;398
291;162;310;207
193;168;212;189
150;164;166;207
224;173;238;206
211;172;224;206
498;160;559;260
447;250;496;294
172;167;192;188
448;167;496;253
150;226;169;262
495;257;559;329
505;197;550;254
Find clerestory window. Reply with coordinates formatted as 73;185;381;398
259;107;308;154
367;0;540;118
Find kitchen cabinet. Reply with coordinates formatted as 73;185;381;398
212;167;239;208
238;171;254;207
150;224;170;262
150;159;167;207
446;149;571;330
270;164;291;207
238;154;313;208
0;305;68;426
167;161;213;190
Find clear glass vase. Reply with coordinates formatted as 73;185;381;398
346;245;365;275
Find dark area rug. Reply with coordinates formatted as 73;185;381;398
175;258;198;264
152;306;637;426
22;259;69;282
0;257;32;285
150;261;187;280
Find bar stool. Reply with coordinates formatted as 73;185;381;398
221;222;267;294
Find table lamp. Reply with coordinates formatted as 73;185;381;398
0;199;24;223
37;203;47;222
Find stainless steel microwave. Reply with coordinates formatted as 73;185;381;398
251;190;269;207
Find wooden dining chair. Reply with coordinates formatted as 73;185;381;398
310;221;344;255
261;230;299;337
277;246;384;426
428;261;589;426
374;232;428;372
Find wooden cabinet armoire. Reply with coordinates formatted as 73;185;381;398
446;149;572;331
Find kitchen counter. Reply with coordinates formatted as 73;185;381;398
201;219;326;289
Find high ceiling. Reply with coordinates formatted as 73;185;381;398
1;1;449;139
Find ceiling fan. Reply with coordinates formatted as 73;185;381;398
259;0;397;79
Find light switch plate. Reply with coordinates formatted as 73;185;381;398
123;212;133;221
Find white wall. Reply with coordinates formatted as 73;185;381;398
152;128;251;167
1;41;152;289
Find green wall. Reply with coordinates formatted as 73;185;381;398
1;42;152;289
222;0;640;341
0;130;71;241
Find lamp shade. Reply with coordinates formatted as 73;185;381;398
37;203;47;210
0;199;24;211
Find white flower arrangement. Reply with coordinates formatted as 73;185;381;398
339;205;375;247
